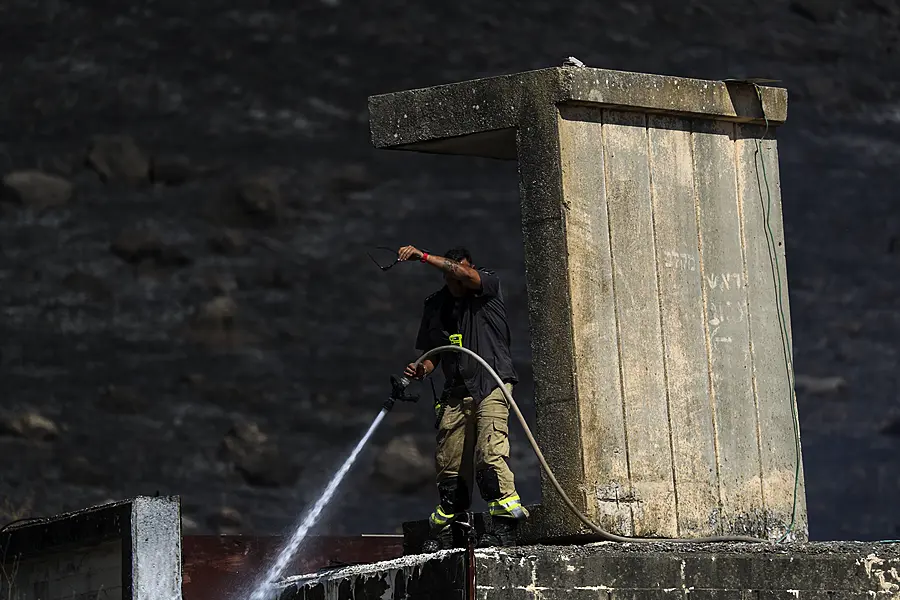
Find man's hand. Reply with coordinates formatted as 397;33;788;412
404;359;435;380
398;245;424;262
404;362;425;380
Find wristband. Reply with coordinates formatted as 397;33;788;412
420;252;429;263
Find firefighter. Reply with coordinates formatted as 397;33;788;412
399;244;528;549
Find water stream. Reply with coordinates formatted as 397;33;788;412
246;407;389;600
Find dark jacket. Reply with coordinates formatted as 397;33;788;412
415;268;518;402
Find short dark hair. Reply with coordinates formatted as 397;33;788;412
444;247;473;264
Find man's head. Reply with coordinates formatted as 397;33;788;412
444;246;473;297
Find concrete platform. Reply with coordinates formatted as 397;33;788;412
277;541;900;599
0;496;181;600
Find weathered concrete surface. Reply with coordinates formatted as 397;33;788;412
0;496;182;600
368;67;786;158
281;541;900;600
369;67;806;542
278;549;467;600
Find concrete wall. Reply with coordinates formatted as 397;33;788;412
0;497;182;600
279;541;900;600
547;105;803;541
2;540;123;600
368;66;807;542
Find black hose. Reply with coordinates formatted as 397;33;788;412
415;345;767;544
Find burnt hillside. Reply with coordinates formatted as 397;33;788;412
0;0;898;541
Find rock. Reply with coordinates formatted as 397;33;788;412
62;270;113;302
223;420;269;449
235;451;298;488
150;155;193;186
221;176;284;228
789;0;844;22
187;296;260;349
373;434;433;492
220;420;299;488
192;296;238;332
207;506;244;534
881;417;900;437
202;272;239;295
0;170;73;210
255;265;292;290
180;373;207;387
330;163;373;194
96;384;145;415
200;383;257;409
62;455;106;486
110;229;191;268
85;134;150;184
0;412;59;441
181;514;200;533
857;0;900;15
794;374;847;395
208;229;247;255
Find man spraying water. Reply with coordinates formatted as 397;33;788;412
397;244;529;550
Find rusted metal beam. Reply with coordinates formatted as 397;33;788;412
181;535;403;600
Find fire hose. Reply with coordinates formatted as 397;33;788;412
412;344;769;544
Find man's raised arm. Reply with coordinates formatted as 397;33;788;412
397;245;481;290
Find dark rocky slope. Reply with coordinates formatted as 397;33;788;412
0;0;898;541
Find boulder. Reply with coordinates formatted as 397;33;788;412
96;384;146;415
220;420;299;488
789;0;844;22
329;163;373;194
207;506;245;535
1;170;73;210
795;374;847;395
220;176;284;228
110;229;191;268
208;229;248;255
192;296;238;332
62;270;113;302
149;155;193;186
85;134;150;184
373;434;433;492
0;412;60;441
62;455;107;486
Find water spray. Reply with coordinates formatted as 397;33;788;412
246;411;388;600
245;375;421;600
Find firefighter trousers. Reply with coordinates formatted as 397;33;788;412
434;383;519;511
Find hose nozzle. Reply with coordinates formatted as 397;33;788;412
383;374;420;411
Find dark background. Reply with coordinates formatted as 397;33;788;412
0;0;898;542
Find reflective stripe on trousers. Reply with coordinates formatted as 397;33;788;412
429;505;455;529
488;493;528;519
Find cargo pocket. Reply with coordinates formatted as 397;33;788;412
487;417;511;464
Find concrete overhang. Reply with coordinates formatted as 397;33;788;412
368;66;787;159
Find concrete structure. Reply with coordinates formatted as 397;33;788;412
5;497;898;600
0;496;181;600
278;542;900;600
368;66;806;542
0;497;404;600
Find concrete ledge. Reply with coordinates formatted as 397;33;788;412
278;549;467;600
368;66;786;157
0;496;182;600
279;541;900;599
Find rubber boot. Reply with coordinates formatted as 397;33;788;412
476;516;518;548
422;524;455;553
